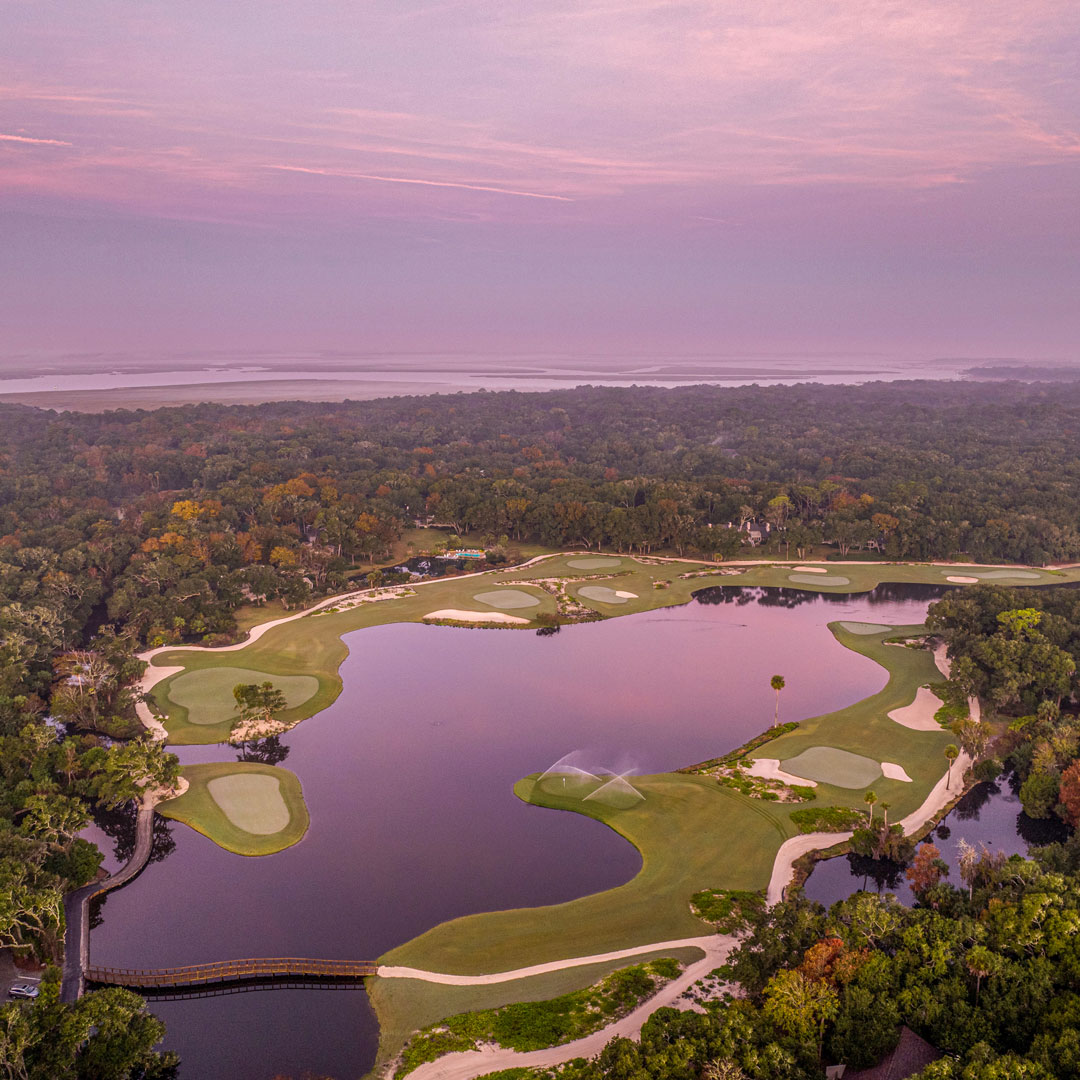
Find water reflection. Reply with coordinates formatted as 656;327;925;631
804;776;1070;908
92;582;947;1079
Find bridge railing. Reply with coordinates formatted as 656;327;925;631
86;958;378;988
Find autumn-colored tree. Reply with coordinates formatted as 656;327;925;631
1058;760;1080;826
906;842;948;899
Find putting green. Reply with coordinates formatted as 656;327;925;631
207;773;291;834
578;586;630;605
166;668;319;726
567;557;623;570
781;746;882;788
939;568;1042;581
472;589;542;610
837;621;893;634
789;573;851;586
157;761;309;856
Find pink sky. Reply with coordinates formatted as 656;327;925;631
1;1;1078;358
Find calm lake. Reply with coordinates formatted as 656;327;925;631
89;583;948;1079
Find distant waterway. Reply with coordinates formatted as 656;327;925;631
89;583;946;1079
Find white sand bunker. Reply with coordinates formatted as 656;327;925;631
889;686;946;731
747;759;818;787
838;621;892;635
472;589;541;610
207;774;290;835
946;576;980;584
578;586;634;604
881;762;913;782
424;609;529;624
567;557;623;569
789;573;851;586
792;566;828;573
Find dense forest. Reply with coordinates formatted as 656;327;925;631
4;379;1080;1077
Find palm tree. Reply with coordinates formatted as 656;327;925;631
770;674;786;724
881;801;891;829
864;789;878;823
945;744;959;789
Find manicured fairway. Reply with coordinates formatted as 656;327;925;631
781;746;882;788
938;568;1043;581
566;557;623;570
158;762;309;855
206;773;291;834
472;589;542;609
838;621;892;634
166;667;319;726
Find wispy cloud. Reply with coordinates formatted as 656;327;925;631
263;164;574;201
0;132;71;146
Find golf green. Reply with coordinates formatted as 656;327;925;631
788;573;851;586
567;557;623;570
472;589;542;610
578;585;632;604
166;668;319;726
781;746;882;788
207;773;291;835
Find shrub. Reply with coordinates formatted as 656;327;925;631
789;806;866;833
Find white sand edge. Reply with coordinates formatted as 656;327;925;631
392;935;736;1080
792;566;828;573
746;758;817;787
881;762;913;782
888;686;945;731
423;609;529;624
947;575;980;584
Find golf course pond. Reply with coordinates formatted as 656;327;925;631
89;582;951;1079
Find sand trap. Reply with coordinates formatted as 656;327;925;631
424;610;530;624
837;621;892;635
567;557;623;570
578;586;631;604
889;685;945;730
781;747;882;788
946;576;980;584
881;762;913;782
789;573;851;586
207;774;290;835
746;759;818;787
472;589;541;610
167;668;318;726
792;566;827;573
614;590;638;599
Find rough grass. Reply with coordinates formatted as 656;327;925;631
395;959;683;1077
157;761;309;855
367;945;705;1073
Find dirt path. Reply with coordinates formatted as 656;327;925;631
398;934;736;1080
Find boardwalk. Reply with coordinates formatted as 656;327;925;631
87;958;377;990
61;798;158;1003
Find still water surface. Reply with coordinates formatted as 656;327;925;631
90;584;946;1079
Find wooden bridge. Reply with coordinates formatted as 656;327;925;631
86;957;378;990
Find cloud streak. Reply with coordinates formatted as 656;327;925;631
0;132;71;145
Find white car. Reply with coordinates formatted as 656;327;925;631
8;983;39;1000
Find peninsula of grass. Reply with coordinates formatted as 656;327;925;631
147;553;1075;744
157;761;309;856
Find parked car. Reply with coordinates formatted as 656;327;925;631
8;983;39;999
